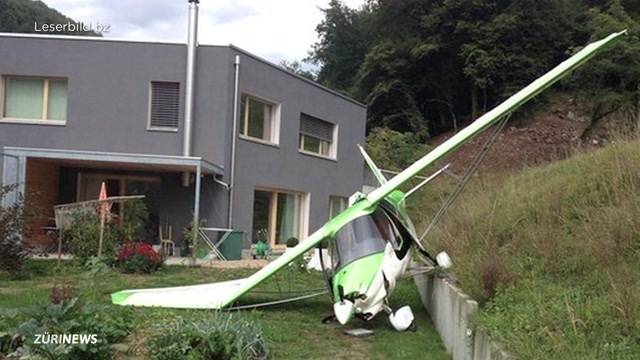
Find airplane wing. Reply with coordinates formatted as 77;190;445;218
112;30;625;309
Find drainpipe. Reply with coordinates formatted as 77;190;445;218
227;55;240;228
182;0;199;187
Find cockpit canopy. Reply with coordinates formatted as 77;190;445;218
328;207;402;272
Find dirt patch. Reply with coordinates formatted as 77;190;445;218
430;98;610;175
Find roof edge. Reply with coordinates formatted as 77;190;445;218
228;44;367;108
0;32;367;108
0;32;184;46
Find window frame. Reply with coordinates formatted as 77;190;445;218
252;186;309;249
239;93;280;145
329;195;348;220
298;115;338;160
147;81;180;132
0;75;68;126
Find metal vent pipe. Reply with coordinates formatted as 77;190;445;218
182;0;199;187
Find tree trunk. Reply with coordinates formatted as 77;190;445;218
471;85;478;120
636;82;640;136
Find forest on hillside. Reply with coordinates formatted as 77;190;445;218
305;0;640;140
0;0;98;36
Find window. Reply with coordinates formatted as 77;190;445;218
329;196;348;219
252;189;306;247
2;76;68;123
240;94;278;143
299;113;336;158
149;81;180;130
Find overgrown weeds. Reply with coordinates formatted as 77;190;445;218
412;139;640;358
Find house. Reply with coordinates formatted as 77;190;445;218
0;3;366;257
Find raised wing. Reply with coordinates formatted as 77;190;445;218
112;30;625;310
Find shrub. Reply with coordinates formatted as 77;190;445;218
120;199;149;242
148;313;268;360
0;298;133;360
285;237;299;248
116;242;162;273
0;185;29;275
62;210;119;265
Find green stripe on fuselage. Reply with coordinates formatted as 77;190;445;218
332;252;384;303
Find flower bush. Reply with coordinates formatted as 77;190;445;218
116;242;162;273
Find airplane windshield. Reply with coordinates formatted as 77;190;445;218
331;208;398;271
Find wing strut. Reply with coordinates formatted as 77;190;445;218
419;114;510;243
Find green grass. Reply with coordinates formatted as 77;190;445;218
411;140;640;359
0;260;448;359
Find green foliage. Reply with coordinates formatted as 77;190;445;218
61;210;119;265
285;237;299;248
365;127;431;171
309;0;639;136
417;140;640;357
0;185;29;276
0;0;100;35
279;60;317;81
120;199;149;242
148;313;269;360
0;298;133;360
0;260;449;359
567;0;640;137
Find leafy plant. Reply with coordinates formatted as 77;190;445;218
183;218;206;258
1;298;133;360
285;237;299;248
61;210;119;265
148;313;268;360
0;185;30;276
120;199;149;242
116;242;162;273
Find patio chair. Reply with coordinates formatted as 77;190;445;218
159;224;175;257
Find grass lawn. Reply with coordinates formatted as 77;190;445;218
412;140;640;359
0;260;448;359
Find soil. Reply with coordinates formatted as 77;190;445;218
428;98;617;175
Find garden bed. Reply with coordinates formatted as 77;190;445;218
0;260;448;359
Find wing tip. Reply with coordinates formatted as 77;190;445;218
111;291;131;305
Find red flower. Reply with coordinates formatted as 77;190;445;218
117;242;161;263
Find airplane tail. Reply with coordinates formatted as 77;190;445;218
358;144;386;185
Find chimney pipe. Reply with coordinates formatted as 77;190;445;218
182;0;199;187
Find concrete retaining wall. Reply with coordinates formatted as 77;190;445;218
414;273;513;360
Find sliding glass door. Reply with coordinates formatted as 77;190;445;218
252;189;305;248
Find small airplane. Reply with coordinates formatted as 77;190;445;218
112;30;625;331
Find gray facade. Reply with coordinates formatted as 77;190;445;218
0;33;366;251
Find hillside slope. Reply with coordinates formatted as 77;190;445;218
413;140;640;359
0;0;98;35
431;95;633;174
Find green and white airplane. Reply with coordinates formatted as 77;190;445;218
112;31;625;331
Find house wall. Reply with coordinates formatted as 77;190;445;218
228;49;367;246
0;36;187;156
0;35;367;251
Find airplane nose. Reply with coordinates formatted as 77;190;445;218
334;300;355;325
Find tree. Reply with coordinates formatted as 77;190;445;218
365;127;431;171
308;0;640;138
0;0;100;36
307;0;372;92
279;60;317;81
568;0;640;138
